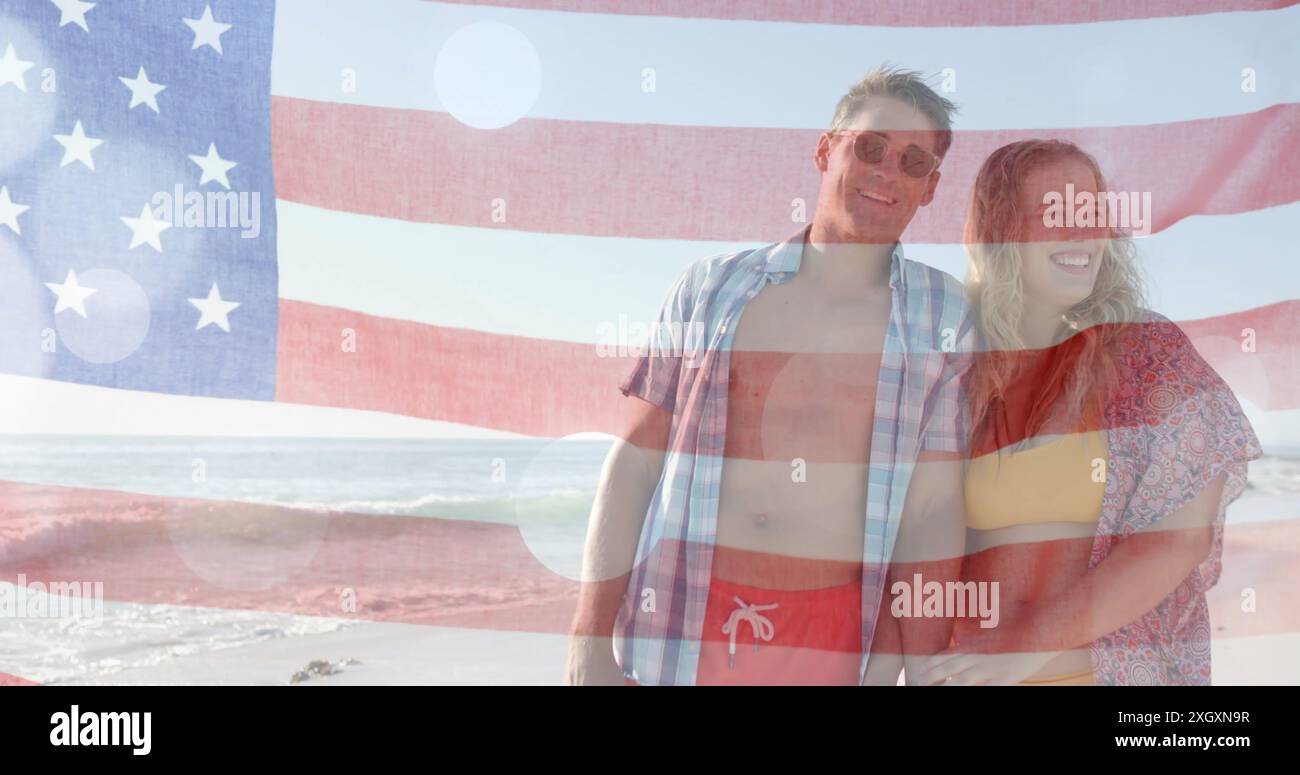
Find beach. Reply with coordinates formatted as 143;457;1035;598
66;618;571;686
53;608;1300;686
1;436;1297;686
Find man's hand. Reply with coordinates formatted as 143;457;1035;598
564;633;627;686
909;629;1057;686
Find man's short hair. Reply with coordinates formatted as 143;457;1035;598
829;65;958;159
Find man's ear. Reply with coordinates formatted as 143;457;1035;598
813;132;832;172
918;169;942;207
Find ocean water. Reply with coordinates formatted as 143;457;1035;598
0;435;621;683
1;433;1292;516
0;435;615;520
0;434;1295;684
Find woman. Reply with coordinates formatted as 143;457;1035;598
912;139;1261;685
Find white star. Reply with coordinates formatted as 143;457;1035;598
183;5;232;55
0;44;35;92
119;67;165;113
45;269;98;318
53;120;104;170
189;283;240;332
188;143;237;189
0;186;30;235
121;202;171;252
50;0;96;32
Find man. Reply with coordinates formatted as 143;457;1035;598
565;67;972;685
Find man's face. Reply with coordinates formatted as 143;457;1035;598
813;96;944;245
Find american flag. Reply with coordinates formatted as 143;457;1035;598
0;0;1297;684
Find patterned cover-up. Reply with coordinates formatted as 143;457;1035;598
1088;312;1262;685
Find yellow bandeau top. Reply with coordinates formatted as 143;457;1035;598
964;429;1107;531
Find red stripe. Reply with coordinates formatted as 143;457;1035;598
2;480;1296;641
0;672;39;686
430;0;1296;27
0;480;574;634
275;300;633;438
271;98;1300;243
1179;301;1300;413
274;299;1300;439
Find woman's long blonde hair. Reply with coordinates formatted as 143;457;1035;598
964;139;1146;443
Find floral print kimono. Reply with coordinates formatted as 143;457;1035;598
1088;312;1262;685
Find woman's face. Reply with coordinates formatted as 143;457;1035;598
1016;158;1106;315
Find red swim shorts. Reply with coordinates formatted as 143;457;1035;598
626;571;863;685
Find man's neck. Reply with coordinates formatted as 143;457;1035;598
802;220;896;300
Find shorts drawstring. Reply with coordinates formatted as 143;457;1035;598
721;596;778;669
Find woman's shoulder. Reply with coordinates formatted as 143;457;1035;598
1109;308;1202;372
1104;308;1234;419
1104;311;1263;474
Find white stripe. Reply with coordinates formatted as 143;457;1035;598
270;0;1300;130
276;200;753;344
0;373;524;438
1;373;1295;454
277;199;1300;344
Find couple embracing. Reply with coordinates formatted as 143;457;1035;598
565;67;1261;686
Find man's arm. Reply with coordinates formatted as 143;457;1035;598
890;453;967;684
563;396;672;685
888;326;973;684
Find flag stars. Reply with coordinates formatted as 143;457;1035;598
0;43;35;92
189;143;237;189
121;202;171;252
119;67;165;113
189;283;240;332
45;269;98;318
50;0;96;32
53;120;104;171
0;186;30;235
183;5;232;55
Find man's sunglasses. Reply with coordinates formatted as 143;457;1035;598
836;131;941;179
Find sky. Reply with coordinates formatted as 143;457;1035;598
1;0;1296;451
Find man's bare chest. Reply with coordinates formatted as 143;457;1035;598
723;286;889;464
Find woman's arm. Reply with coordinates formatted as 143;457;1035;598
946;471;1223;662
910;471;1224;685
1000;470;1223;653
